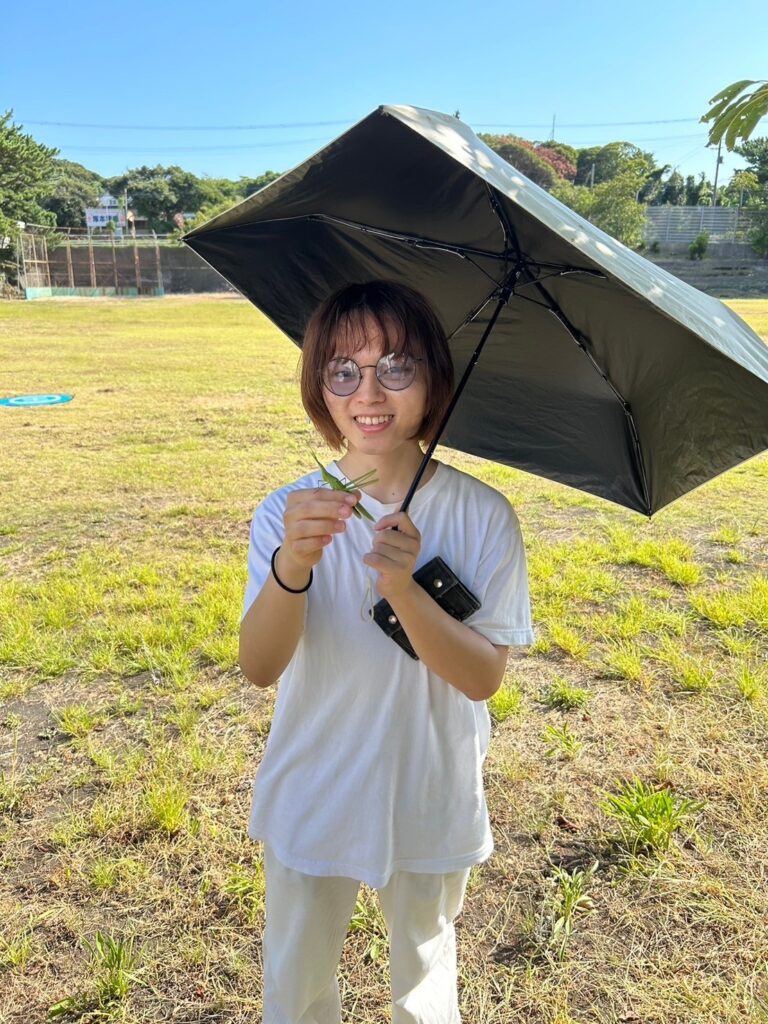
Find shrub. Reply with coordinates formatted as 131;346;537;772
688;232;709;260
748;209;768;258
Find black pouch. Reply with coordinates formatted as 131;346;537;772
371;556;481;660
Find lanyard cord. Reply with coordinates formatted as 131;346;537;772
360;570;375;622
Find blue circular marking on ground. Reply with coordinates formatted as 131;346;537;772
0;394;74;407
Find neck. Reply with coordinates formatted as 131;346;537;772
336;445;433;505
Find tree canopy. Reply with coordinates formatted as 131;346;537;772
40;159;104;229
0;110;59;241
734;138;768;186
101;166;282;232
551;160;650;247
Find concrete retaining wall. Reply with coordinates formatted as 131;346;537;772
647;255;768;298
29;240;768;300
165;244;768;300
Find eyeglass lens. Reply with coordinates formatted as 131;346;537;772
324;354;417;396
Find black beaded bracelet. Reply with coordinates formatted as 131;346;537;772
271;546;313;594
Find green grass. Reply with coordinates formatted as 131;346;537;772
488;677;524;722
538;676;592;710
542;722;583;759
0;296;766;1024
599;778;706;861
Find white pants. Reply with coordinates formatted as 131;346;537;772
262;844;471;1024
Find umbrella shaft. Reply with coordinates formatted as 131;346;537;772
400;281;514;516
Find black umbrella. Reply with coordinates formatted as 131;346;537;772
184;104;768;517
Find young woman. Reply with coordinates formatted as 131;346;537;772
239;280;534;1023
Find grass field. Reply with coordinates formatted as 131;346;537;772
0;296;767;1024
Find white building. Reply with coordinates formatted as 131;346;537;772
85;195;127;231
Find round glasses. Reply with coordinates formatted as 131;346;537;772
322;354;422;397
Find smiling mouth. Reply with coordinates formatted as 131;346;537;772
354;415;394;426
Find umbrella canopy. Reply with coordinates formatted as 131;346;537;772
184;104;768;516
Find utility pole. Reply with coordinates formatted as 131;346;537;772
550;114;556;141
711;140;723;207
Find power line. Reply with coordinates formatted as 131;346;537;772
24;115;704;132
24;119;352;131
54;131;713;156
56;137;331;153
475;118;701;128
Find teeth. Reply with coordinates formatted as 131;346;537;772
356;416;393;425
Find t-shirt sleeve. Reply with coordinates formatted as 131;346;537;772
465;498;535;646
241;491;288;623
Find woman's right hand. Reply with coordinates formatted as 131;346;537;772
279;487;360;573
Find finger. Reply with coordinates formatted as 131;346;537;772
374;512;419;538
371;533;418;559
287;489;358;507
286;498;357;524
363;550;404;571
289;517;349;544
286;532;333;565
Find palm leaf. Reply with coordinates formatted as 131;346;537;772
701;79;757;121
702;80;768;149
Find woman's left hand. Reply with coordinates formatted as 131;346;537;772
363;512;421;601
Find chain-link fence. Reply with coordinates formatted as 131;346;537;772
19;232;165;296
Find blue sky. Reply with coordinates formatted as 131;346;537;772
4;0;766;186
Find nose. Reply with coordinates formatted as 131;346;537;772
355;365;386;401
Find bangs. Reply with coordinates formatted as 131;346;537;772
330;306;414;361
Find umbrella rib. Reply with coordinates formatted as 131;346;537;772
303;212;509;289
305;213;507;262
516;268;607;285
482;182;519;264
446;291;505;341
526;281;652;515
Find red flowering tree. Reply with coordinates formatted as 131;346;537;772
479;133;577;189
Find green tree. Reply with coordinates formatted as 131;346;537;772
105;165;235;231
171;172;283;243
656;170;686;206
684;173;712;206
722;170;763;207
41;159;104;228
552;160;649;247
201;176;246;202
574;142;656;187
240;171;281;197
105;166;174;228
549;180;595;220
733;138;768;185
701;79;768;150
638;164;671;205
179;198;240;235
0;110;58;240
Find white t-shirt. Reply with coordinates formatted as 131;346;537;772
242;459;535;888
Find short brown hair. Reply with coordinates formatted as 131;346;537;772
300;280;454;451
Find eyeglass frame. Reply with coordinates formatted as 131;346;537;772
321;353;424;396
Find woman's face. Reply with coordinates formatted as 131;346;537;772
322;315;428;457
